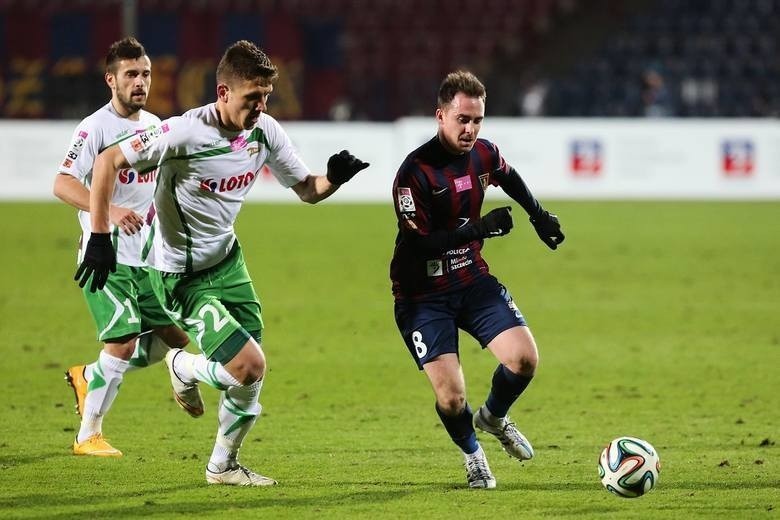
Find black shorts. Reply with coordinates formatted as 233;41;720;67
394;275;527;370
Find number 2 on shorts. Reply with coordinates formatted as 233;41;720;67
190;303;230;348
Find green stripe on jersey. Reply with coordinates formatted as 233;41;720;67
147;127;270;172
141;221;155;263
169;173;194;272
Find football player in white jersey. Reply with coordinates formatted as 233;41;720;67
55;37;201;458
76;40;369;486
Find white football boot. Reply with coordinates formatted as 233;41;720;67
206;463;278;486
474;405;534;461
164;348;205;418
464;446;496;489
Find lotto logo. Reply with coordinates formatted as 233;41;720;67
118;169;136;184
199;171;256;192
570;139;602;176
722;139;754;177
118;169;156;184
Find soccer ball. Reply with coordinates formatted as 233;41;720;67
598;436;660;498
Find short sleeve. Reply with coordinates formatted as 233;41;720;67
120;119;178;173
263;115;310;187
58;121;100;181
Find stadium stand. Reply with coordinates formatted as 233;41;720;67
0;0;777;119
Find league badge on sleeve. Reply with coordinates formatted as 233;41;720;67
397;187;416;214
130;123;171;152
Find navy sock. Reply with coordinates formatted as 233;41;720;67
485;364;533;418
435;402;479;454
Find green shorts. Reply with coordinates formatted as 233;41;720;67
83;264;173;342
148;243;263;364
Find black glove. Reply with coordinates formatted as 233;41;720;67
477;206;513;238
74;233;117;293
326;150;370;185
530;210;565;250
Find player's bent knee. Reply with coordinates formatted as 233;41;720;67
224;343;267;384
232;359;265;385
520;352;539;374
437;394;466;416
505;352;538;376
103;335;139;360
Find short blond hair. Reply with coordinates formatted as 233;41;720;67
438;70;486;108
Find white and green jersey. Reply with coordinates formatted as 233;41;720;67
59;103;162;267
119;103;309;273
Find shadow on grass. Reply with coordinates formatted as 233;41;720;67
1;485;417;519
2;476;779;519
325;478;780;492
0;451;64;467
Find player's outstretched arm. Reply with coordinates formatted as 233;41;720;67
292;150;369;204
325;150;369;185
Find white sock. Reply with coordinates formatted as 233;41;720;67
207;379;263;472
77;351;129;442
171;349;240;390
127;333;169;372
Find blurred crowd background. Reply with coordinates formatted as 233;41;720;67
1;0;778;121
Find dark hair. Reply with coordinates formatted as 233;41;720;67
105;37;146;74
216;40;278;86
438;70;486;107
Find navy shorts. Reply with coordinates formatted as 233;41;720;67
394;275;527;370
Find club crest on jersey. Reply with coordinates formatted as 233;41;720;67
397;187;416;213
230;135;248;151
479;173;490;190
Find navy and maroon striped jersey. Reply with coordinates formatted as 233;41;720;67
390;136;511;301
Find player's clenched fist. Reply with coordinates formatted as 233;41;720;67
530;210;565;250
74;233;117;292
326;150;370;185
478;206;514;238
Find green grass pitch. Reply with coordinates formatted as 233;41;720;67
0;201;777;519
